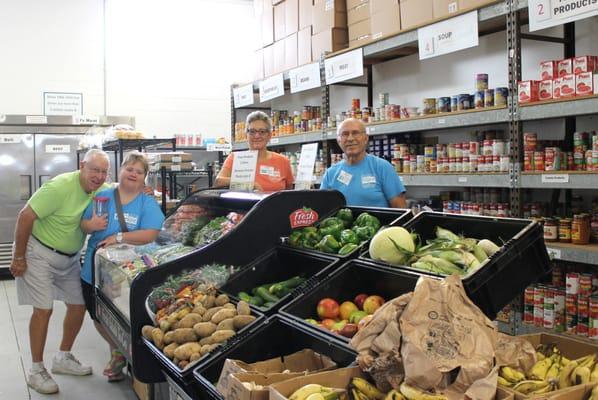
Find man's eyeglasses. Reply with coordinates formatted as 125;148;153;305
338;130;365;139
88;167;109;176
247;129;270;137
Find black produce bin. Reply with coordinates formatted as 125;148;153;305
362;212;551;320
282;206;412;259
219;246;341;315
143;297;265;385
192;315;357;399
280;259;422;343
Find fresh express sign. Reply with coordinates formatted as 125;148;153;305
289;208;319;229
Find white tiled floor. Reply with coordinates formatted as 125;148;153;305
0;279;139;400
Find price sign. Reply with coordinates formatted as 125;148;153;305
546;247;562;260
259;74;284;102
45;144;71;153
289;62;321;93
418;11;479;60
458;176;468;183
230;150;258;191
26;115;48;124
295;143;319;190
0;135;21;144
270;138;280;144
207;143;232;152
233;84;254;108
529;0;598;31
325;48;364;85
541;174;570;184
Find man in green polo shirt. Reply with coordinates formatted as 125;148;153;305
10;149;111;394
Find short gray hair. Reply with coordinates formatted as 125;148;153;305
121;151;149;176
83;148;110;164
246;111;272;132
337;118;367;136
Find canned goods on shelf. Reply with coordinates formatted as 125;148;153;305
423;98;437;115
476;73;489;91
484;89;495;108
495;87;508;107
437;97;451;113
475;91;485;109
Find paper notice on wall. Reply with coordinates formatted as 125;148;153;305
230;151;259;191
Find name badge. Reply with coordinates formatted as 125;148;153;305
337;170;353;186
259;165;275;176
362;175;377;186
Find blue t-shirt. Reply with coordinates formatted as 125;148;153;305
320;154;405;208
80;188;165;283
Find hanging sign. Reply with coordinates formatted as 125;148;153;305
289;62;321;93
418;11;479;60
233;84;254;108
529;0;598;32
294;143;319;190
259;74;285;102
325;48;364;85
230;150;258;191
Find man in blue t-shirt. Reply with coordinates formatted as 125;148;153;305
321;118;406;208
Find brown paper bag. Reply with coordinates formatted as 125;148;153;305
495;333;537;372
400;274;498;399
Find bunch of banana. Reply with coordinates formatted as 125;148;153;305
289;384;340;400
557;354;597;389
349;377;385;400
398;383;448;400
589;384;598;400
511;380;553;395
498;366;526;387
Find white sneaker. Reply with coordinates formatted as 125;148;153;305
51;353;92;376
28;368;59;394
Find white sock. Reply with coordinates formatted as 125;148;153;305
56;351;71;360
31;362;45;373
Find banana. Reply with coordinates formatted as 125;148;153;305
306;394;326;400
578;354;597;370
384;390;407;400
497;376;513;387
290;384;331;400
512;380;550;395
591;364;598;382
561;356;571;366
500;366;526;383
545;361;561;381
528;357;553;380
399;383;448;400
529;383;553;395
574;366;591;385
590;385;598;400
351;389;369;400
352;378;385;400
536;351;546;361
557;360;578;389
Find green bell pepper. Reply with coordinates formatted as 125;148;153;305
338;243;359;256
353;212;381;231
353;225;377;241
340;229;360;245
319;223;343;241
301;227;322;248
316;234;341;253
319;217;344;228
288;230;303;247
335;208;353;228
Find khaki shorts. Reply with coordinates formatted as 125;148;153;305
15;237;84;310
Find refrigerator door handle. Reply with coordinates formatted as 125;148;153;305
20;175;32;200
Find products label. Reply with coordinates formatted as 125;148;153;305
529;0;598;31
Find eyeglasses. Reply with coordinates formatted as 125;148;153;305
338;130;366;139
88;167;109;176
247;128;270;137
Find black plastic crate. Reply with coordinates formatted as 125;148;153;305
282;206;412;259
192;315;357;399
362;212;551;320
219;246;341;315
279;259;422;343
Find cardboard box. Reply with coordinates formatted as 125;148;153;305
348;0;369;9
558;58;573;77
400;0;433;30
312;0;347;35
274;2;286;41
574;55;597;74
273;39;286;73
263;44;275;76
298;26;312;64
560;73;576;97
149;152;192;162
540;60;558;80
548;383;598;400
576;72;594;96
285;0;299;36
518;80;540;103
133;378;150;400
433;0;459;19
370;0;401;40
348;2;370;26
349;18;371;46
312;27;348;59
228;373;307;400
269;367;365;400
553;77;562;99
539;79;553;101
299;0;313;29
370;0;398;14
284;33;298;70
458;0;499;10
262;5;274;46
496;387;515;400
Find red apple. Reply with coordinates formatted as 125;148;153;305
354;294;368;309
339;301;359;321
363;295;385;314
321;318;336;330
340;323;359;338
317;298;340;319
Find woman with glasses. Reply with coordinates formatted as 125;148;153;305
215;111;294;191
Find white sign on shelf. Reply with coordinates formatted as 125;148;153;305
171;165;181;172
45;144;70;153
458;176;468;183
207;143;232;152
289;62;321;93
43;92;83;116
546;247;562;260
72;115;100;125
259;74;285;102
233;84;254;108
0;135;21;144
295;143;319;190
325;48;364;85
541;173;570;183
418;11;479;60
26;115;48;124
230;150;258;191
529;0;598;32
270;138;280;144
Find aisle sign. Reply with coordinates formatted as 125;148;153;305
295;143;319;190
233;84;254;108
418;11;479;60
0;135;21;144
529;0;598;31
259;74;285;102
325;48;364;85
289;62;321;93
541;173;569;183
230;150;258;191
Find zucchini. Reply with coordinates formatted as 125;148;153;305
255;286;279;303
238;291;263;306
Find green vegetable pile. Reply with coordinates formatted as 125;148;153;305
287;208;382;255
237;276;306;308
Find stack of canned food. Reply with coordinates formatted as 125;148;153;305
523;131;598;172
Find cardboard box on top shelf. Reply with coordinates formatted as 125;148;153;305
298;26;313;65
274;2;286;41
285;33;298;70
263;44;275;77
370;0;401;40
312;28;348;59
400;0;434;30
286;0;299;36
269;367;365;400
253;48;265;81
433;0;459;19
312;0;347;35
262;4;274;46
348;18;371;47
348;0;369;10
369;0;398;14
273;39;286;74
458;0;499;11
348;2;370;26
299;0;313;28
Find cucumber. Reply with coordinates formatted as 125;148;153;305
238;291;263;306
255;286;279;303
237;292;253;302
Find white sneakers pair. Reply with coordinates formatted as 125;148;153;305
27;353;92;394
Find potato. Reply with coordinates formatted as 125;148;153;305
173;357;180;365
200;344;212;355
210;330;236;344
163;331;176;345
166;314;178;326
192;304;206;316
190;352;202;362
172;321;180;330
159;320;171;332
142;325;154;340
199;336;214;346
202;295;216;309
211;309;237;325
179;360;189;369
223;303;236;310
215;294;230;307
216;318;234;331
163;343;178;359
174;342;202;361
233;315;256;330
178;313;203;329
175;307;191;320
236;301;251;316
173;328;197;344
193;322;217;338
151;328;165;349
202;306;223;322
208;344;221;353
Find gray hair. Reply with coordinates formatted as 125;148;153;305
246;111;272;132
337;118;367;136
83;148;110;164
121;151;149;176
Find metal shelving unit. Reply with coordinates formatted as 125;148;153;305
401;173;511;187
519;96;598;121
545;243;598;265
232;130;325;150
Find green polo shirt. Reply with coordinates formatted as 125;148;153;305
28;171;108;254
